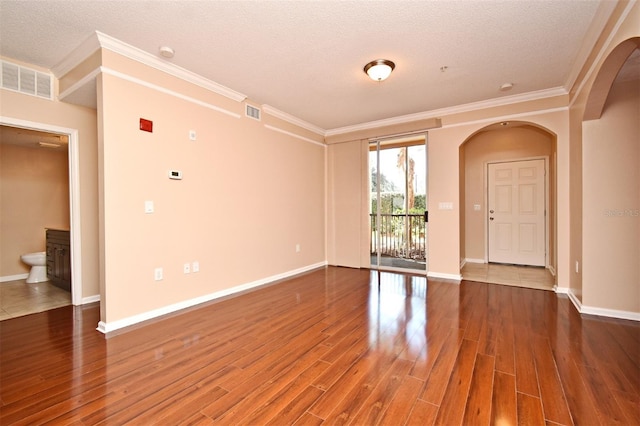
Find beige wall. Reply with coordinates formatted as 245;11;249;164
325;106;570;282
582;77;639;312
0;143;69;277
462;125;554;263
459;145;466;266
98;54;325;324
0;87;100;300
429;110;569;281
568;1;639;312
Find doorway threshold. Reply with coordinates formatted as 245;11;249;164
461;262;554;291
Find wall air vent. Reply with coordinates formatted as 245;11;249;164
246;104;261;121
1;60;52;100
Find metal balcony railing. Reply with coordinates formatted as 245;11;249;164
370;213;426;260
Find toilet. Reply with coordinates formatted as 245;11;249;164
20;251;49;283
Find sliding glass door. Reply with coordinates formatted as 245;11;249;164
370;137;427;273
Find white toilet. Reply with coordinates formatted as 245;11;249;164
20;251;49;283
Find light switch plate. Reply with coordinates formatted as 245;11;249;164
145;200;154;213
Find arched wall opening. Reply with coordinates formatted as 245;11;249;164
458;121;558;284
581;38;639;316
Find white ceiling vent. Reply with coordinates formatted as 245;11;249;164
246;104;261;121
1;60;52;100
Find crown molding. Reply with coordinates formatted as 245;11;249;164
262;105;325;136
264;124;326;147
51;32;101;78
325;86;568;137
569;0;637;110
563;0;618;95
53;31;247;103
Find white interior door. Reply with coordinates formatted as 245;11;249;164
488;159;545;266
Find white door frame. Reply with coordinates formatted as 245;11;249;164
1;116;83;305
484;156;549;267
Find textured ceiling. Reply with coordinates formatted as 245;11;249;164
0;0;608;131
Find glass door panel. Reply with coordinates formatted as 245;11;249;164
370;138;427;272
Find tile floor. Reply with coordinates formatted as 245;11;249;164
0;279;71;321
461;262;555;291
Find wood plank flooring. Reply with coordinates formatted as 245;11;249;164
1;266;638;425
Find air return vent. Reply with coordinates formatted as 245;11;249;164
245;104;261;121
1;60;52;100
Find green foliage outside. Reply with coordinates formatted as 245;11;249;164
371;194;425;214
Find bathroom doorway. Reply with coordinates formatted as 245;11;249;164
0;117;83;319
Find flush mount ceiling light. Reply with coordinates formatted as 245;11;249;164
159;46;175;59
38;141;61;148
364;59;395;81
499;82;514;91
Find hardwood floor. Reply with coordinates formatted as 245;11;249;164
1;266;638;425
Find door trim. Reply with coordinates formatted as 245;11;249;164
484;156;549;267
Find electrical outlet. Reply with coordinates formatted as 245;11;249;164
183;263;191;274
189;130;197;141
192;261;199;272
295;244;301;253
154;267;163;281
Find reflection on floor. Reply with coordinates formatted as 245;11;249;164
461;262;555;291
0;279;71;321
370;269;428;299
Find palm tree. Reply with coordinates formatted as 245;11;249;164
396;148;415;210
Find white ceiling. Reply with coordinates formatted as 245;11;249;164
0;0;612;132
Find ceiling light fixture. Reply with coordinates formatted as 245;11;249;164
499;82;513;91
159;46;175;59
364;59;395;82
39;141;61;148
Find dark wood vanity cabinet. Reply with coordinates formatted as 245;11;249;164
46;229;71;291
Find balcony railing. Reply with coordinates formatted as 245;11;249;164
370;213;426;260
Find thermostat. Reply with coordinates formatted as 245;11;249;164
168;170;183;180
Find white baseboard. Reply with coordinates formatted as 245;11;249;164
459;259;466;269
82;295;100;304
1;273;29;283
580;303;640;322
548;265;556;276
97;261;328;334
565;289;639;322
567;290;583;312
554;286;570;294
427;271;462;283
465;258;486;264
